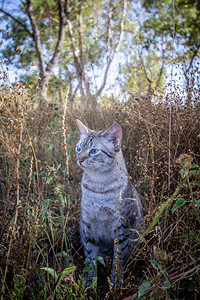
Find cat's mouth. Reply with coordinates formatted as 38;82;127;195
78;159;85;165
77;159;87;168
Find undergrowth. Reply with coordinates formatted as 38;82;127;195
0;68;200;299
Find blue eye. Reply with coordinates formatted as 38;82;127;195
90;149;99;155
76;146;82;153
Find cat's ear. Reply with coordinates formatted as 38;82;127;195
75;119;89;136
103;123;122;148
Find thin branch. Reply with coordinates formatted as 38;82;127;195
188;44;200;70
0;8;33;37
96;0;127;97
114;0;127;54
106;0;113;59
139;52;153;94
46;0;67;74
26;0;46;78
66;0;84;97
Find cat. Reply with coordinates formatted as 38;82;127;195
75;119;143;286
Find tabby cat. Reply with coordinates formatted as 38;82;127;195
75;119;143;286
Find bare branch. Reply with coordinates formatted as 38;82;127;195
66;0;85;97
77;5;90;96
156;62;165;89
114;0;127;54
0;8;33;37
188;45;200;70
96;0;127;97
26;0;46;78
46;0;67;74
106;0;113;59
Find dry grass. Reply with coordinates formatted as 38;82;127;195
0;76;200;299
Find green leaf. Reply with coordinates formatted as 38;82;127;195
163;271;173;288
42;199;50;216
137;280;152;299
96;256;105;267
196;200;200;207
192;164;199;168
84;257;92;266
46;176;54;184
195;181;200;187
57;266;76;286
191;170;200;176
59;192;67;206
172;198;186;212
41;267;58;281
181;172;188;178
55;164;61;172
91;276;97;290
149;260;161;271
56;251;68;258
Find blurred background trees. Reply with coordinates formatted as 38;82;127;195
1;0;200;103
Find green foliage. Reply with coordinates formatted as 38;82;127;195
41;266;76;287
172;198;186;211
135;280;152;299
12;274;26;300
84;256;106;290
1;0;200;99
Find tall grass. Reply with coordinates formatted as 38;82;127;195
0;69;200;299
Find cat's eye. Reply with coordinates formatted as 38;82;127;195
90;149;99;155
76;146;82;153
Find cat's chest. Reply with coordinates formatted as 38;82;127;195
81;183;119;224
81;188;117;218
81;194;118;240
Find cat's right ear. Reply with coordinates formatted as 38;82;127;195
75;119;89;136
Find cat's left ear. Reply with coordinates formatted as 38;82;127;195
103;123;122;148
75;119;89;136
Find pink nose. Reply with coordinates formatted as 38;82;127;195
78;159;84;165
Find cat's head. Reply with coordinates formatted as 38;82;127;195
75;119;122;172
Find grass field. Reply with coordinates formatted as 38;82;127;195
0;75;200;299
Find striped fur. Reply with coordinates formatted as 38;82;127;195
75;120;143;286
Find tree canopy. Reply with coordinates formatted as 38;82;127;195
0;0;199;102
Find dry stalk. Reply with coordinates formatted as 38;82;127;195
1;115;24;298
27;155;34;199
168;0;176;193
138;110;155;206
26;129;42;214
62;87;70;180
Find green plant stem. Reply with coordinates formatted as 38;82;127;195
139;178;187;243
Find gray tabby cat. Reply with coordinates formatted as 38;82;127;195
75;119;143;286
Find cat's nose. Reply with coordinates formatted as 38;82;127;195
78;159;85;165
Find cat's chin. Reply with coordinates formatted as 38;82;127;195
77;161;85;169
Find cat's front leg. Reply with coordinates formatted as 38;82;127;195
84;239;100;287
81;219;100;287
